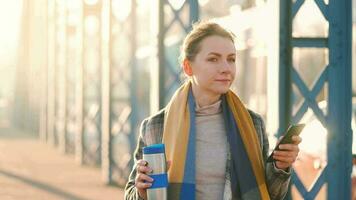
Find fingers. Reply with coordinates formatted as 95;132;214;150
275;161;290;170
292;135;302;144
137;165;153;174
273;141;301;170
136;160;153;173
135;159;154;190
273;153;296;163
278;143;299;152
274;154;296;170
135;159;171;190
137;159;148;166
272;135;302;170
274;144;298;157
273;150;298;158
135;173;154;188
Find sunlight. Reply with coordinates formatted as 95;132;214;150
168;0;185;10
198;0;210;6
299;119;327;157
112;0;132;22
293;0;329;37
0;1;22;67
84;15;100;36
84;0;99;6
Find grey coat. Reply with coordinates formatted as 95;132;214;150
124;109;291;200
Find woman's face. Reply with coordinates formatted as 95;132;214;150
188;35;236;96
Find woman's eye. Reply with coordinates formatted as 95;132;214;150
228;58;236;63
208;58;218;62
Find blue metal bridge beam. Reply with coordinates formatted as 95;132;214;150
278;0;293;138
158;0;199;109
279;0;353;199
327;0;353;198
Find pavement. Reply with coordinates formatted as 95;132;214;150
0;127;125;200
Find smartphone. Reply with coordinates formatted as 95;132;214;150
266;124;305;162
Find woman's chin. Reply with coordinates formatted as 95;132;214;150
212;87;230;95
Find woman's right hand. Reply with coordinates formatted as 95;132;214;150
135;159;154;199
135;160;172;199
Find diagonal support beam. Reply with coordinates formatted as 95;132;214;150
292;65;329;123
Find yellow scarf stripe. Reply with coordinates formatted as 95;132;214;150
163;82;191;183
226;91;270;199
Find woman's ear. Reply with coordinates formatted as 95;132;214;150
183;59;193;76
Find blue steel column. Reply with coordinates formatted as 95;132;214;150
158;0;199;109
278;0;292;138
327;0;352;198
189;0;199;27
279;0;353;199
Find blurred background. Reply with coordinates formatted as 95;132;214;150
0;0;355;199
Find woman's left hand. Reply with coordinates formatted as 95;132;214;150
273;135;302;171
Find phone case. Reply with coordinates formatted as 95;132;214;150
266;124;305;162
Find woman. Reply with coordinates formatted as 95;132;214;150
124;21;301;200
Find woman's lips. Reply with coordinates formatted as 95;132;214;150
215;79;230;82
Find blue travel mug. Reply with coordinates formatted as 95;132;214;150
143;143;168;200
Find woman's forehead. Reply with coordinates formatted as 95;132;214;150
198;35;236;54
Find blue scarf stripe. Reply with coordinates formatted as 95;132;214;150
179;183;195;200
221;96;262;198
180;89;196;199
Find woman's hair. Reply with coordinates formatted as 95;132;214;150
180;20;236;64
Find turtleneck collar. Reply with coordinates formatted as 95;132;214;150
195;100;222;116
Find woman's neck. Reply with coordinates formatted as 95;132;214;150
191;83;221;107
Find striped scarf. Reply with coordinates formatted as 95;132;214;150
162;81;270;200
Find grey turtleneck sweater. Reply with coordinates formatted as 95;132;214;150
195;100;228;200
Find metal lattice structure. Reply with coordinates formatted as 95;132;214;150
20;0;354;197
65;0;80;154
82;0;102;165
157;0;199;109
279;0;352;199
101;0;139;185
66;1;81;155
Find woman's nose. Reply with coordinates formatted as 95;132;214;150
219;60;232;73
